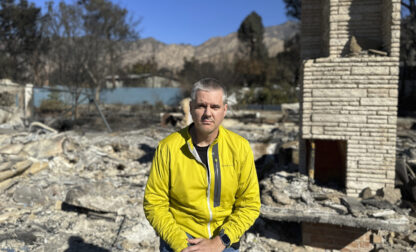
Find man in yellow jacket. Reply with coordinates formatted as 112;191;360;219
144;78;260;252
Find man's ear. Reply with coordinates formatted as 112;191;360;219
224;104;228;114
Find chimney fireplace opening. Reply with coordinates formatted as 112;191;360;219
306;139;347;190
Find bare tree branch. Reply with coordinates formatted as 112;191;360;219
402;1;411;10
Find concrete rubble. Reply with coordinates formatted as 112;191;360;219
0;115;415;251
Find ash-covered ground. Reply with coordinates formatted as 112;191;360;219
1;106;416;251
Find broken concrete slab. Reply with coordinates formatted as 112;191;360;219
0;160;32;181
22;137;65;159
271;190;294;206
0;114;414;251
13;185;49;207
0;143;24;155
376;187;402;205
341;197;368;218
64;182;127;213
260;205;409;233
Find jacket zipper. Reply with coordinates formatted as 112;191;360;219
206;147;213;238
187;141;213;238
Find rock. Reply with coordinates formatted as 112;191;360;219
349;35;362;56
0;143;24;155
271;191;293;205
22;137;65;159
179;97;192;127
0;209;30;223
341;197;367;217
408;233;416;243
0;160;32;181
360;187;373;199
376;188;401;205
301;191;314;205
321;201;349;215
0;161;12;172
22;162;49;176
371;233;384;244
120;222;157;246
261;194;275;206
13;185;49;207
64;182;126;213
371;209;396;218
361;199;395;210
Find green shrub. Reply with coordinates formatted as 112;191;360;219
39;99;66;113
238;84;298;105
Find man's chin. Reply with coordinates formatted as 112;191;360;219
195;124;215;134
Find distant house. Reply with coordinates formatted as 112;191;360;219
105;74;181;88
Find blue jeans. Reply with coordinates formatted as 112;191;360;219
159;234;239;252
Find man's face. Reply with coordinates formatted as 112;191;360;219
190;89;227;136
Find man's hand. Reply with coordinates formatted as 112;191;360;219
181;236;226;252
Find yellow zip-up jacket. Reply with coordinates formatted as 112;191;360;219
143;124;260;251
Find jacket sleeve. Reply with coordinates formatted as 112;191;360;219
143;143;188;252
220;140;261;244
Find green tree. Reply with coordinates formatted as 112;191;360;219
178;58;239;94
237;11;268;60
130;59;158;75
283;0;301;20
237;4;301;104
0;0;48;83
236;12;268;86
179;58;216;88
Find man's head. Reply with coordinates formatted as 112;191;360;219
190;78;227;138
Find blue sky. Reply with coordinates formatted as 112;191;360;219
31;0;289;46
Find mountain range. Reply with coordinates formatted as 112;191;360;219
122;21;299;71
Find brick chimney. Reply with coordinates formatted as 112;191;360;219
299;0;401;196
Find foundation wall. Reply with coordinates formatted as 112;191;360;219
302;222;374;251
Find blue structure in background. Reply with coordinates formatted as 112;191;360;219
33;87;183;107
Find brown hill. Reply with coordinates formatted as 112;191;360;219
122;21;299;71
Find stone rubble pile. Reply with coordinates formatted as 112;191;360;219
0;127;172;251
0;116;414;251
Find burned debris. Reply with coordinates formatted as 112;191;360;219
0;111;415;251
0;0;415;250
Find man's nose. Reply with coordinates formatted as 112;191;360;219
203;107;212;116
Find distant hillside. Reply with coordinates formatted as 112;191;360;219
122;21;299;71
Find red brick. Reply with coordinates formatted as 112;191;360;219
347;241;360;248
302;222;373;251
358;241;372;249
371;233;382;243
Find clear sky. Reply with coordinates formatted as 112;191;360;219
31;0;289;46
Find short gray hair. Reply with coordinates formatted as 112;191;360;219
190;78;227;104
